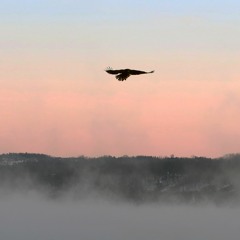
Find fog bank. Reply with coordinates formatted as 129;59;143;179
1;154;240;239
0;192;240;240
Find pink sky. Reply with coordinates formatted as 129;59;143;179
1;69;240;157
1;2;240;157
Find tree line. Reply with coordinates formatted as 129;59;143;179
0;153;240;204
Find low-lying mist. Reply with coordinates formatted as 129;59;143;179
1;191;240;240
1;153;240;239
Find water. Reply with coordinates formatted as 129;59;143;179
0;192;239;240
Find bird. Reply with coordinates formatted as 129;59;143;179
105;67;154;81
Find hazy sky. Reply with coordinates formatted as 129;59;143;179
1;0;240;157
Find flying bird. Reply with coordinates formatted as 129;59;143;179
105;67;154;81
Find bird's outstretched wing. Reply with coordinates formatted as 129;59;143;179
128;69;154;75
105;67;125;75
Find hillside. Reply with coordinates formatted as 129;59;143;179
0;153;240;204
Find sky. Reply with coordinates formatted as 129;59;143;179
0;0;240;157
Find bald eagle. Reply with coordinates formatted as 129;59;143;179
105;67;154;81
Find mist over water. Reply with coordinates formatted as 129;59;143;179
0;191;240;240
1;154;240;239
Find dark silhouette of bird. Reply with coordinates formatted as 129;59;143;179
105;67;154;81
